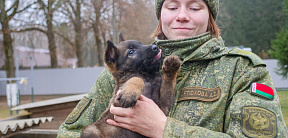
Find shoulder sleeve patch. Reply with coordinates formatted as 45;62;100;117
242;106;277;138
228;47;266;67
65;96;92;124
250;83;274;100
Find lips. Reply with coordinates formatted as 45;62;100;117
173;26;193;30
154;49;162;60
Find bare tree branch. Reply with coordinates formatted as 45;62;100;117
68;1;76;16
63;2;76;25
16;1;38;15
52;0;63;12
54;30;74;46
7;0;20;21
8;1;38;21
6;0;19;13
38;0;48;15
11;27;47;34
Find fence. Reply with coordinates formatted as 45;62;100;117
0;59;288;96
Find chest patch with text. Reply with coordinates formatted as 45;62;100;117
178;86;221;102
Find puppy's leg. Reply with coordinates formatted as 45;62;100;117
113;77;145;108
160;55;181;115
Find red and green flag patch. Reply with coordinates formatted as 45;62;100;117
251;83;274;100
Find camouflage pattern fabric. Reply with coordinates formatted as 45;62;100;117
57;69;115;138
57;33;288;137
154;33;288;137
155;0;219;20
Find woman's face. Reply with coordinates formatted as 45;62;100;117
161;0;209;40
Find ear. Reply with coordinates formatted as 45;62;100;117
105;40;118;64
119;32;125;43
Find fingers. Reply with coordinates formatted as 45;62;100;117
110;105;134;117
107;113;139;133
138;94;153;103
108;95;165;137
106;119;133;131
113;114;133;125
138;94;147;101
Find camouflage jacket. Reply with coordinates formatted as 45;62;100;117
57;33;287;137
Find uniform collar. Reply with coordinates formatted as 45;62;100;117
153;32;228;64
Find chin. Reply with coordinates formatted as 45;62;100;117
169;35;194;40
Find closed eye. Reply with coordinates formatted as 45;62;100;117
168;7;178;10
190;6;200;11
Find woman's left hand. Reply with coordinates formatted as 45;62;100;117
107;94;167;138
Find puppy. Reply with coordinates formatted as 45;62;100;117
81;39;181;138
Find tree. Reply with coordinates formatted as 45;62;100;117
36;0;61;68
218;0;286;57
1;0;157;69
58;0;86;67
84;0;156;66
269;0;288;78
90;0;105;66
118;0;156;44
20;0;62;68
0;0;35;79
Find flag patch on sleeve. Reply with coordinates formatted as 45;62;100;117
251;83;273;100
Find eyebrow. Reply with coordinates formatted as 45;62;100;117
164;0;204;4
165;0;202;2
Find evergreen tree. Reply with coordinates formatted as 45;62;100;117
269;0;288;78
218;0;286;57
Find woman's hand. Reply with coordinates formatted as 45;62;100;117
107;94;167;138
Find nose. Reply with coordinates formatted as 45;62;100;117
176;8;190;22
152;45;158;52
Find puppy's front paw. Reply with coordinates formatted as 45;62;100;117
113;77;144;108
162;55;181;76
113;89;139;108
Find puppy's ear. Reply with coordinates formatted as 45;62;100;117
105;40;118;64
119;32;125;43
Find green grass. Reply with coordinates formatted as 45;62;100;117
0;107;12;119
278;91;288;126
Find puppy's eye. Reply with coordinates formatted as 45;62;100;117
128;50;134;54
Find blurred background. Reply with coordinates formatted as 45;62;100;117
0;0;288;136
0;0;288;74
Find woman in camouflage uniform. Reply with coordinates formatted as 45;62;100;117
58;0;288;137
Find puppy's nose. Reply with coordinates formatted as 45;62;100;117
152;45;158;52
